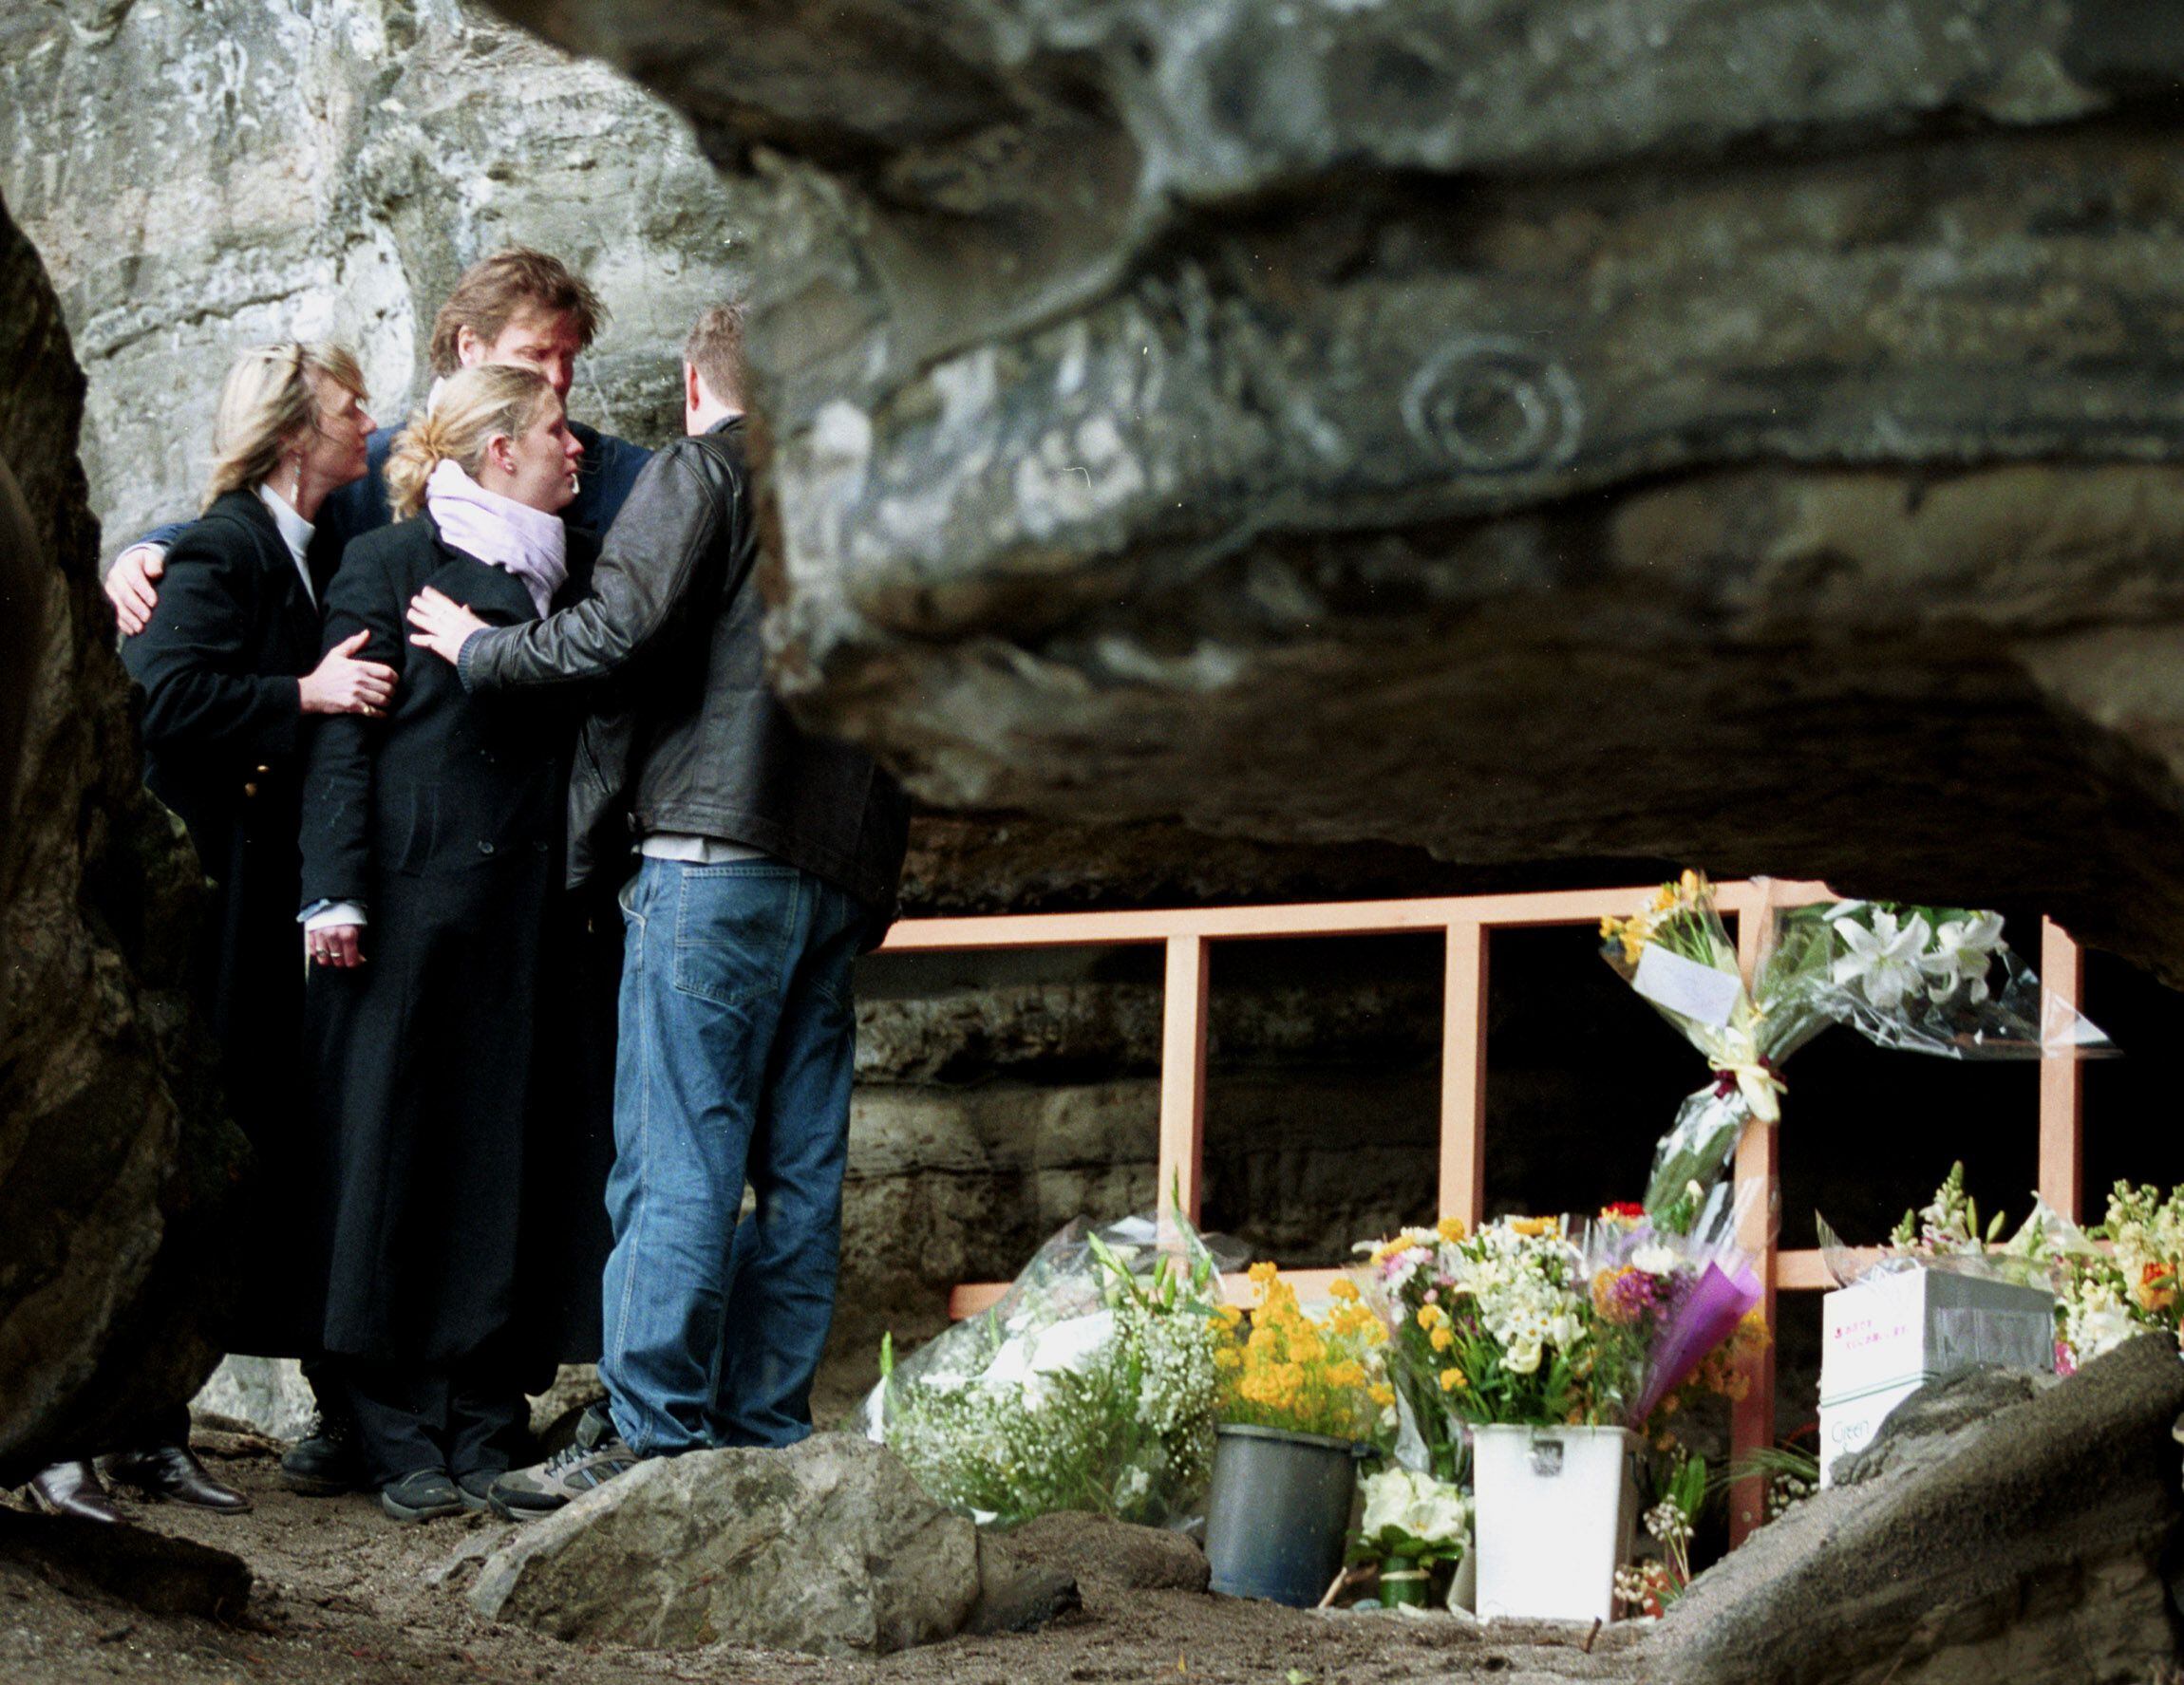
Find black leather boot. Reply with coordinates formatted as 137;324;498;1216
104;1443;252;1512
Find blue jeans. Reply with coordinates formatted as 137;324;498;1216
597;857;866;1454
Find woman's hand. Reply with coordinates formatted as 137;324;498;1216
404;585;489;663
307;925;365;968
407;587;488;666
299;629;396;716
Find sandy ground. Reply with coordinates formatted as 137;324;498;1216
0;1448;1642;1685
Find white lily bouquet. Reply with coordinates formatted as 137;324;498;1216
1602;872;2114;1240
866;1213;1242;1528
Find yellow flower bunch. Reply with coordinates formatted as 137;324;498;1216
1365;1228;1439;1272
1214;1264;1391;1444
1600;870;1710;967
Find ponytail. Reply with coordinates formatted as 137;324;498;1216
384;365;555;519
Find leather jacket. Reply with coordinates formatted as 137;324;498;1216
456;418;909;927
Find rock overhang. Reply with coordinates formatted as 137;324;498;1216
431;4;2184;976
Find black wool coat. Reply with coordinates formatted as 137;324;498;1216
298;512;610;1370
121;489;334;1355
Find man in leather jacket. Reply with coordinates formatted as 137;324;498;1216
405;304;909;1513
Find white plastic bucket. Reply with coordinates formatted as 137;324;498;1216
1471;1424;1638;1624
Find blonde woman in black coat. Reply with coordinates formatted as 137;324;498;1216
298;364;596;1522
53;344;389;1526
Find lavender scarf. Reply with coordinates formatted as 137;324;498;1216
424;459;567;617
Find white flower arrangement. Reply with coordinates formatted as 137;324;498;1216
2057;1181;2184;1374
1351;1466;1472;1574
872;1218;1228;1527
1357;1466;1473;1553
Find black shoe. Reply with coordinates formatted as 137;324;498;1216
104;1444;251;1513
378;1469;464;1523
26;1460;124;1525
280;1413;366;1496
453;1468;504;1513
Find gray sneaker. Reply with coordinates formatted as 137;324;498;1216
487;1406;640;1520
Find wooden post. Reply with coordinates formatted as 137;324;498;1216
1158;935;1212;1225
1728;894;1780;1547
2037;917;2087;1225
1439;920;1490;1228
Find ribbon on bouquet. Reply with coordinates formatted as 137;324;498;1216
1706;1051;1785;1125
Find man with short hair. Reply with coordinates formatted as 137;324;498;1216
405;303;910;1514
104;246;651;633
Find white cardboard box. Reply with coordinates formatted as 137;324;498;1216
1817;1268;2054;1487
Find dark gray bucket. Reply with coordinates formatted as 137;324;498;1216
1203;1424;1365;1606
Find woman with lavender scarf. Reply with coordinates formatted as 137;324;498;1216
296;365;600;1522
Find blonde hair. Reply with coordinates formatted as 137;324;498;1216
384;365;556;520
200;342;367;514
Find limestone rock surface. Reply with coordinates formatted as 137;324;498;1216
482;0;2184;979
0;1510;252;1620
0;0;751;560
1655;1333;2184;1683
189;1356;317;1445
1829;1364;2056;1489
469;1432;1056;1656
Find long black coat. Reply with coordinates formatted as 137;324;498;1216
121;489;336;1355
298;513;609;1371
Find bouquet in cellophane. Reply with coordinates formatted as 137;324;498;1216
866;1212;1243;1527
1602;871;2115;1241
1815;1160;2075;1292
1580;1202;1762;1429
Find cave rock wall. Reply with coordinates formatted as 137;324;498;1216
0;192;238;1484
482;0;2184;979
0;0;751;556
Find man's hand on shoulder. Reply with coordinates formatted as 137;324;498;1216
104;543;166;637
406;586;488;667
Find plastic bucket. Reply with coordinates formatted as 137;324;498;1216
1472;1424;1637;1623
1203;1424;1364;1606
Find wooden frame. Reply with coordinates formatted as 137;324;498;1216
879;883;2088;1547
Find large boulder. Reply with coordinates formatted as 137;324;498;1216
469;1432;1073;1656
0;192;237;1482
1656;1334;2184;1683
478;0;2184;981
